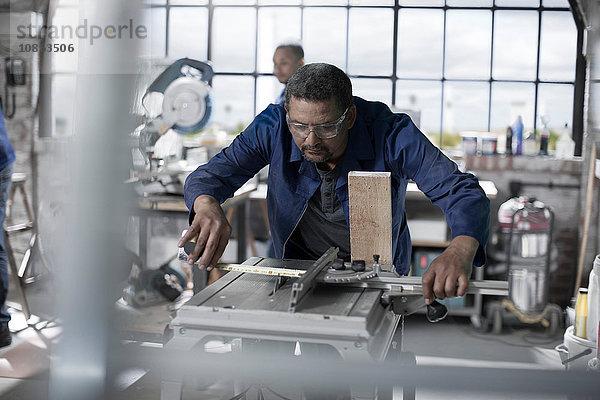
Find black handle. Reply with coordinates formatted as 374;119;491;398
147;58;214;94
426;300;448;323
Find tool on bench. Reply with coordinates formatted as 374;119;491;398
179;245;509;320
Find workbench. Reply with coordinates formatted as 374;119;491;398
161;256;404;400
135;182;257;292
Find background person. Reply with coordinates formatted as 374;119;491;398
272;42;304;105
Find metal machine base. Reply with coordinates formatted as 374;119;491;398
161;257;409;400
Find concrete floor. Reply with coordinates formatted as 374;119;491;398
0;302;578;400
0;232;592;400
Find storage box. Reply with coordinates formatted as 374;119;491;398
411;249;442;277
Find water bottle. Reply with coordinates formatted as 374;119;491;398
587;255;600;343
511;116;523;155
505;126;513;155
539;124;549;156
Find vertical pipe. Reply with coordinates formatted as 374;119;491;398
48;1;141;399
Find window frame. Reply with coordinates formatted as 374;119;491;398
147;0;584;154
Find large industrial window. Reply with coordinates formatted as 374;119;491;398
58;0;579;153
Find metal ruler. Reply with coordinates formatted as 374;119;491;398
214;263;306;278
214;263;508;297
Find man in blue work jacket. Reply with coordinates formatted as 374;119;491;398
180;63;490;304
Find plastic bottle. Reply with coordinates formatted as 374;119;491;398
505;126;513;155
575;288;588;339
555;123;575;159
511;115;523;155
539;123;549;156
586;255;600;343
523;130;537;156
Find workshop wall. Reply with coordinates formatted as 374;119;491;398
0;12;36;187
0;12;39;255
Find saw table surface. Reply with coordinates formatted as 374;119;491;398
173;257;398;350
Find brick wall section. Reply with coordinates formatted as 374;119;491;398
462;155;583;307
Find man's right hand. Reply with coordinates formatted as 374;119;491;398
178;195;232;271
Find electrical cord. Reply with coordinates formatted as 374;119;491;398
264;386;295;400
449;315;563;348
228;385;252;400
228;384;296;400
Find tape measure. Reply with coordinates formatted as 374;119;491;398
214;263;306;278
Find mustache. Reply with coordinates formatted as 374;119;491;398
301;145;324;151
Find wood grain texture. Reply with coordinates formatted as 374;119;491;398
348;171;393;265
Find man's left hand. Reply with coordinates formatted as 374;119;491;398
421;235;479;305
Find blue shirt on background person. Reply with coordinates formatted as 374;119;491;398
0;103;16;348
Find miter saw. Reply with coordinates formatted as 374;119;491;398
132;58;214;194
139;57;213;148
124;59;213;307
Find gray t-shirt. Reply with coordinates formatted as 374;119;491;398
287;164;351;261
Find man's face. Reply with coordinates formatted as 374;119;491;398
286;97;355;167
273;48;304;84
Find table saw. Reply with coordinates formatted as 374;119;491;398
162;247;508;400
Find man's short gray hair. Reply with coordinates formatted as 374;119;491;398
284;63;353;113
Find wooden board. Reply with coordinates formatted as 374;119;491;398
347;171;393;265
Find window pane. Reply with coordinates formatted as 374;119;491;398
169;7;208;60
141;7;166;58
170;0;208;4
303;8;347;68
350;0;394;5
537;83;574;132
258;0;300;4
54;74;77;136
213;0;255;4
539;11;577;82
304;0;346;5
257;8;301;73
542;0;569;6
445;10;491;79
399;0;443;5
447;0;492;6
490;82;535;134
348;9;393;75
256;76;284;115
443;81;490;135
396;80;442;135
495;0;539;6
351;78;392;106
493;11;538;80
212;7;256;72
211;76;255;130
397;9;444;79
